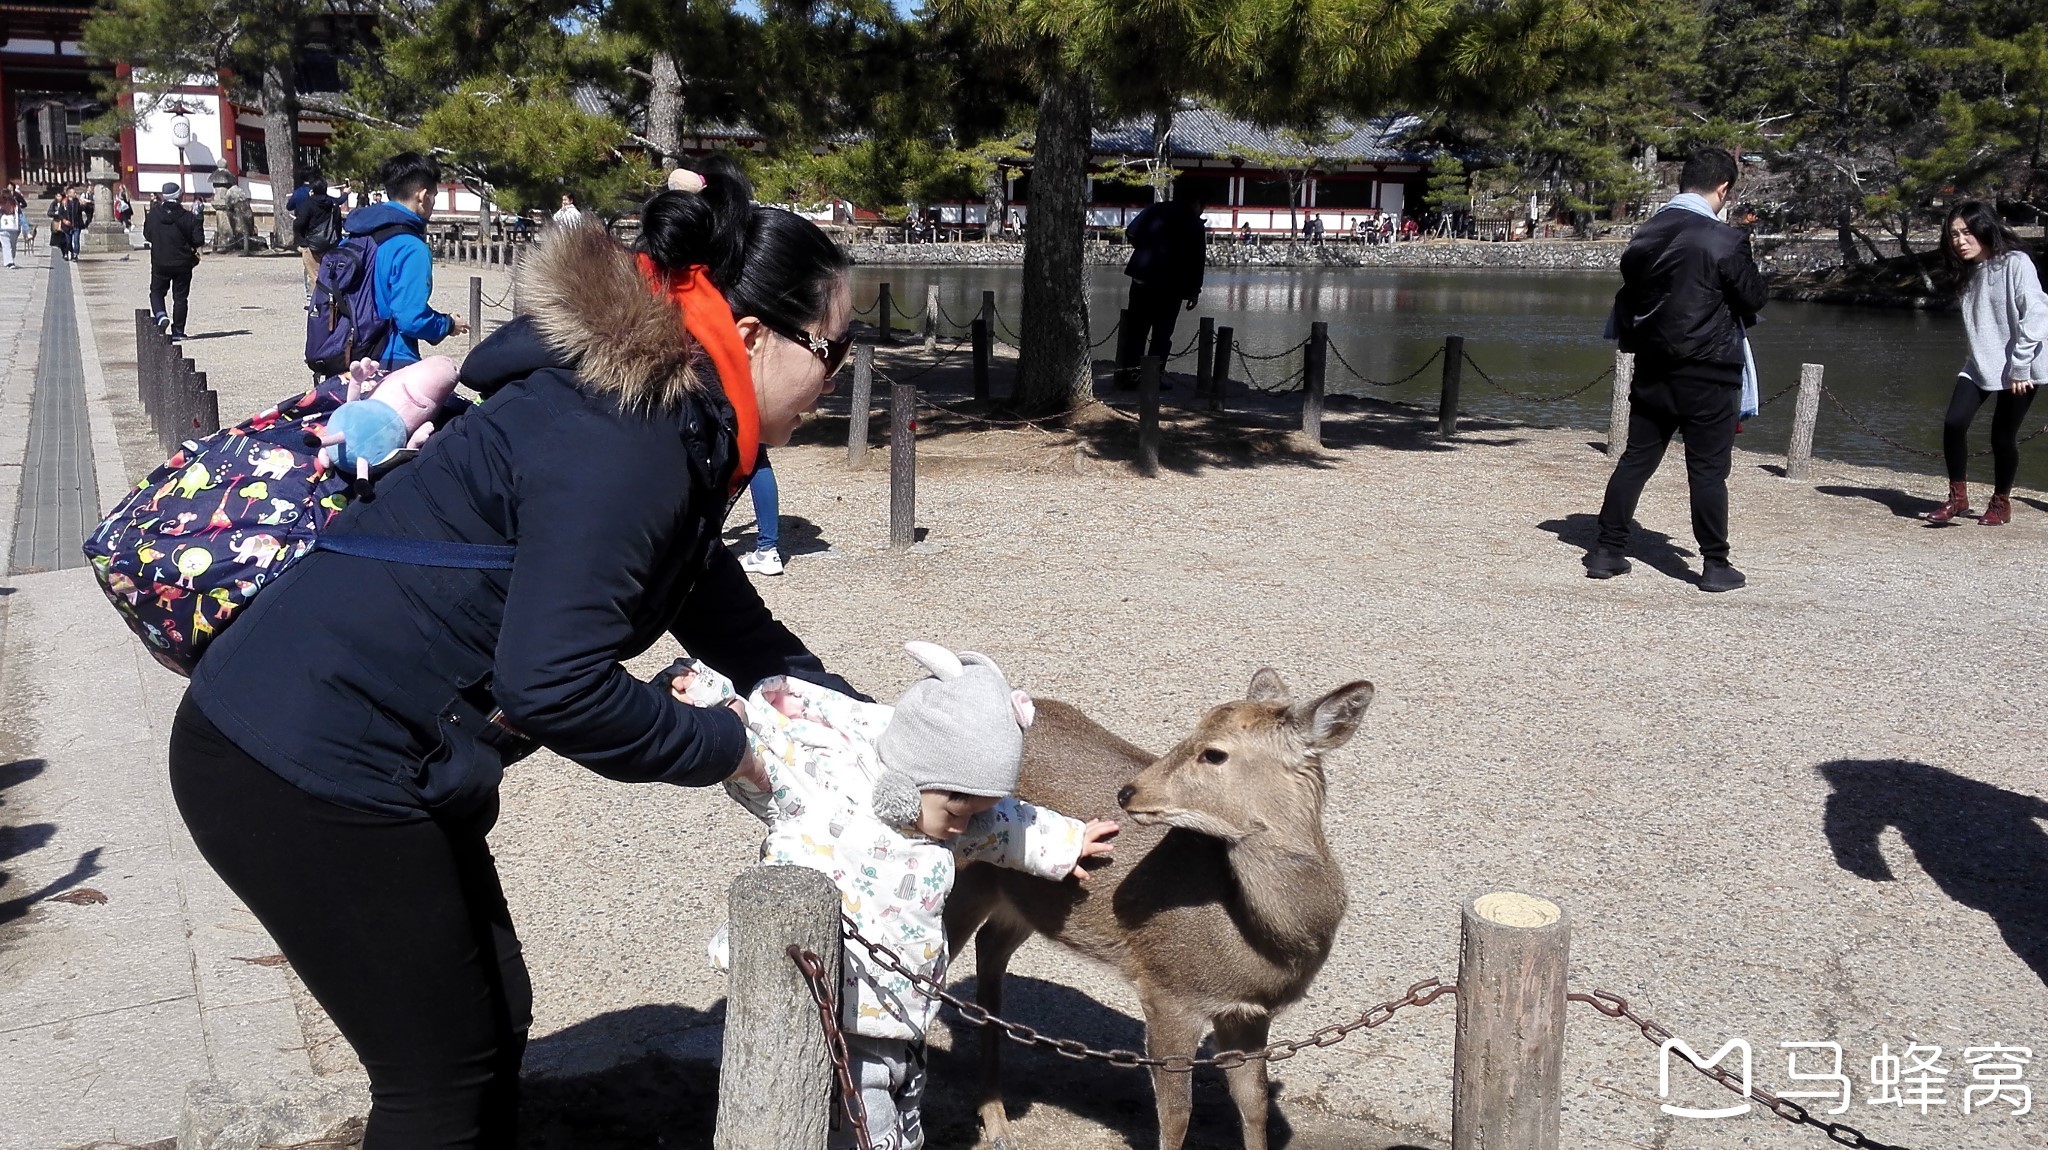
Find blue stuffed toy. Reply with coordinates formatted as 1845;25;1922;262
318;356;460;484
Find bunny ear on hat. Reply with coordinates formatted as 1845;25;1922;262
902;641;965;681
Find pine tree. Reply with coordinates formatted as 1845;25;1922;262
83;0;363;247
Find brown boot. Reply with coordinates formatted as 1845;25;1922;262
1926;481;1972;524
1981;492;2013;526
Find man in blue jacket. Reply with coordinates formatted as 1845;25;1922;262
343;152;468;367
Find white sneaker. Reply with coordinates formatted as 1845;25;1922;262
739;548;784;576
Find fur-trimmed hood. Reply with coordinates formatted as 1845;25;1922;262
513;224;703;410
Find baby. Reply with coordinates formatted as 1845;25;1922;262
671;644;1116;1150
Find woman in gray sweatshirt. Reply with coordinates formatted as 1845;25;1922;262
1928;202;2047;526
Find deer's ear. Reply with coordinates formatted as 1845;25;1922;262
1247;668;1290;704
1290;681;1375;752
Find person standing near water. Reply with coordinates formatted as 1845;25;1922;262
1924;201;2046;527
1588;148;1767;592
1116;193;1206;387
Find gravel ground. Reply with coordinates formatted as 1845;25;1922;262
74;251;2048;1150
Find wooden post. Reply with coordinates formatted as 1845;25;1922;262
1211;325;1233;413
711;866;842;1150
1303;321;1328;447
1195;316;1215;395
1452;891;1569;1150
923;282;940;355
1438;335;1464;438
1785;363;1824;481
134;311;155;419
469;277;483;348
1608;350;1634;461
196;387;220;438
847;343;875;467
1137;355;1162;477
877;282;894;345
972;318;991;401
981;290;996;333
510;246;523;315
889;380;915;549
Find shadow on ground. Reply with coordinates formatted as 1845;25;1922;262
721;514;834;558
1535;514;1697;585
0;758;105;928
502;979;1441;1149
1815;485;1944;520
1818;759;2048;986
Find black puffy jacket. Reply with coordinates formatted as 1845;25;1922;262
1123;199;1207;300
189;227;857;818
1613;207;1769;370
143;202;205;270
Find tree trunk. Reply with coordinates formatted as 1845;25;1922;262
649;52;685;167
261;66;300;250
982;166;1005;240
1016;62;1093;414
1151;104;1173;200
1835;203;1860;267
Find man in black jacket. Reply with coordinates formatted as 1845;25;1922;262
292;178;345;298
1590;149;1768;592
1116;194;1206;386
142;182;205;339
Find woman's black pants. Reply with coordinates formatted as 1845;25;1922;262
168;696;533;1149
1944;378;2037;491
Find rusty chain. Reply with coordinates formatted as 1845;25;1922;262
832;916;1453;1071
1820;384;2048;459
789;944;877;1150
794;930;1925;1150
1328;343;1443;388
1756;380;1800;410
1569;990;1918;1150
1462;351;1615;403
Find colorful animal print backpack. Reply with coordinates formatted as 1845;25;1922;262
81;378;509;675
82;379;353;673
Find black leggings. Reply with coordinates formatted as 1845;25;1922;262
1944;378;2037;491
168;696;532;1149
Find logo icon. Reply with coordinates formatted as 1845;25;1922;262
1661;1039;1753;1118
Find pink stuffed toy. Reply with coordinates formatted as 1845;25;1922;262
317;356;460;484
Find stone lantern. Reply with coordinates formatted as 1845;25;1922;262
81;134;130;255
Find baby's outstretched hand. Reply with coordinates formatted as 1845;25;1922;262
1068;819;1120;883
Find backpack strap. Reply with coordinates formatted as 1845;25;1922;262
314;534;515;570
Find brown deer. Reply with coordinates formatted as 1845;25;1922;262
943;669;1374;1150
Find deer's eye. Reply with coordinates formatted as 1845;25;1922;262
1200;747;1229;765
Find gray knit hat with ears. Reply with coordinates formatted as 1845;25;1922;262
871;642;1037;828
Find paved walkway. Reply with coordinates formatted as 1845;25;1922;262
0;248;320;1150
10;257;97;574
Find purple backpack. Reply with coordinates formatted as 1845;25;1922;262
82;379;510;675
304;220;417;376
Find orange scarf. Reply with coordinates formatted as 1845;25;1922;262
636;254;759;495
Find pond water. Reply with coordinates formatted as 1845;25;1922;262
849;265;1975;476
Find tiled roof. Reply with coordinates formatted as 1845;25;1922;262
1093;107;1433;163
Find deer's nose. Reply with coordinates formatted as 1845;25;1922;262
1116;784;1136;809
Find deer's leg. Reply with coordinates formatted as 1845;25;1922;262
971;912;1032;1150
1139;988;1207;1150
1211;1011;1274;1150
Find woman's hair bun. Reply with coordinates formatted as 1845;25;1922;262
637;154;754;289
634;152;851;337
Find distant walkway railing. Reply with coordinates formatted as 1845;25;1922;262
133;310;220;456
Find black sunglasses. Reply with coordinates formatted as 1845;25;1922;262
766;321;852;377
